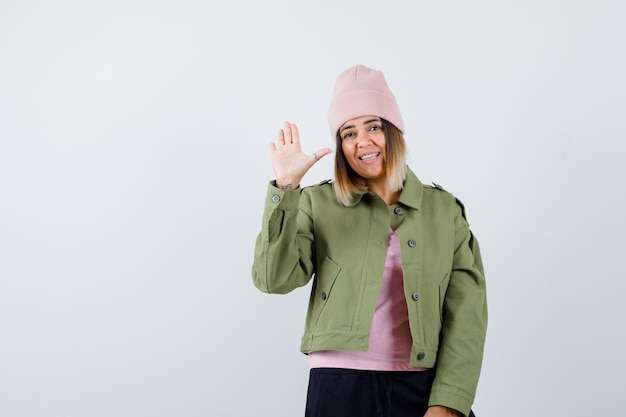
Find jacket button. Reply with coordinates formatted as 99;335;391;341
408;239;416;247
320;292;327;300
417;352;426;360
271;195;281;203
394;206;403;215
412;292;420;301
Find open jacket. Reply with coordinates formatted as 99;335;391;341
252;168;487;416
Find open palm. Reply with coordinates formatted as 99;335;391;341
270;121;332;189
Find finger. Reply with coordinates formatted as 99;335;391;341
277;129;285;146
269;142;277;153
290;123;300;145
283;121;292;144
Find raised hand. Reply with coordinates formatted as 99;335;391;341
270;121;332;189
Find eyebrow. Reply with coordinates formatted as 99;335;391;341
339;118;382;134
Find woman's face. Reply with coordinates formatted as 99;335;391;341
339;115;387;184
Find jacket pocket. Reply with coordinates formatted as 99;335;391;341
312;257;341;325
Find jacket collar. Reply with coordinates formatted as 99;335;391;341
344;167;423;209
397;168;423;210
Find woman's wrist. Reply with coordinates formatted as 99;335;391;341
275;177;301;190
278;183;295;190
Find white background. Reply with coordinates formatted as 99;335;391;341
1;1;624;416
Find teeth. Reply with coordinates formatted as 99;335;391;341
359;153;379;161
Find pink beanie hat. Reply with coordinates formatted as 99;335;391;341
328;64;404;137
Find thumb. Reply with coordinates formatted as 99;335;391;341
312;148;333;162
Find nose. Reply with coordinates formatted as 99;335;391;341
356;132;374;147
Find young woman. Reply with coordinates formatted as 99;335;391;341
252;65;487;417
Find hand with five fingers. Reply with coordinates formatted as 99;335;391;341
270;121;332;189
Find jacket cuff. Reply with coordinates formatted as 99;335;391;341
265;180;301;209
428;384;473;417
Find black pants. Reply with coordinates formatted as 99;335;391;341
305;368;476;417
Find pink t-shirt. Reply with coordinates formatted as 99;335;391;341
308;229;428;371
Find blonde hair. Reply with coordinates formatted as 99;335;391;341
333;119;407;206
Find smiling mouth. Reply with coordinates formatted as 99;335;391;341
359;152;380;161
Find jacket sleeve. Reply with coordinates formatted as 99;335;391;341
251;181;315;294
428;200;488;416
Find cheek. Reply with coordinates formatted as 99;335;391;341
375;134;387;148
341;144;359;169
341;142;353;157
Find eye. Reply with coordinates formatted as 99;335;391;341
369;124;381;132
343;132;356;140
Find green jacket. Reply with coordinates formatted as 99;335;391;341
252;168;487;416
